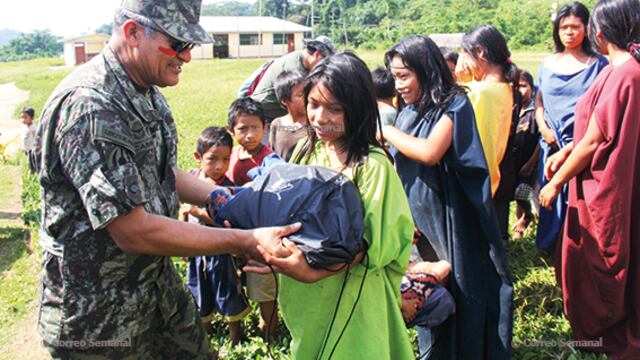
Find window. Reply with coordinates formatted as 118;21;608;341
273;33;287;45
240;33;262;45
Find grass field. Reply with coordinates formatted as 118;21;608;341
0;50;607;359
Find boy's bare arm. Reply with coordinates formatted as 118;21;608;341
408;260;451;283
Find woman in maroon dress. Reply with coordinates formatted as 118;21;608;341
539;0;640;358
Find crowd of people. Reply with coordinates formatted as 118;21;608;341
26;0;639;359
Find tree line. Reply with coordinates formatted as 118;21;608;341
0;0;600;62
202;0;599;50
0;30;62;62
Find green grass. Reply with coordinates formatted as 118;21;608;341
0;58;71;121
0;165;21;212
0;163;38;349
0;225;37;330
0;50;608;359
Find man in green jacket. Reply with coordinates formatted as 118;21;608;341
248;35;336;121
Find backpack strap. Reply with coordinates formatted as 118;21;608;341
238;59;275;97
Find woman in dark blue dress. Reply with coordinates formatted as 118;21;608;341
535;2;608;251
383;35;513;360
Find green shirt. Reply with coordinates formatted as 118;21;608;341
281;141;415;359
250;50;306;120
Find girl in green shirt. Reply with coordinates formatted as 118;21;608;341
249;52;415;359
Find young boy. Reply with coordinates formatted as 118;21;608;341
371;67;397;126
226;97;274;185
511;70;540;239
226;97;279;340
179;126;250;345
20;107;37;173
439;47;459;82
268;70;308;162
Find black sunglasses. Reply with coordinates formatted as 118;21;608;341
168;38;195;53
154;27;195;56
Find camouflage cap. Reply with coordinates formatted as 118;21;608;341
303;35;337;56
120;0;213;44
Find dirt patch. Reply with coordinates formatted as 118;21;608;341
0;302;49;360
0;82;30;154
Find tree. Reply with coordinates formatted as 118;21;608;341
202;1;255;16
0;30;62;62
95;23;113;36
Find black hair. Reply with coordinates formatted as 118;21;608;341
589;0;640;61
371;67;396;100
439;47;459;64
552;2;595;55
274;70;305;103
520;69;534;89
461;25;523;127
196;126;233;155
385;35;466;119
295;51;384;167
227;97;265;128
21;107;35;119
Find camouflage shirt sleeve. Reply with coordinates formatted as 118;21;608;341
57;107;149;230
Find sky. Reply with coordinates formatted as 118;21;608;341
0;0;246;38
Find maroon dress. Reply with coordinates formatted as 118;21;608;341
562;57;640;359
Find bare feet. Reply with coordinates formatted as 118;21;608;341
511;214;529;240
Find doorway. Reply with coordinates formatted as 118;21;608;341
213;34;229;58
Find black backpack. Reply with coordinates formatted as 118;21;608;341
217;163;366;269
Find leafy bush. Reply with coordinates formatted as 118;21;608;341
0;30;62;62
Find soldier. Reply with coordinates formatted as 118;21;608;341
32;0;299;358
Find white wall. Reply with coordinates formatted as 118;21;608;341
232;32;298;59
191;43;214;60
193;32;304;59
63;43;75;67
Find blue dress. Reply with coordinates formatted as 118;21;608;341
536;54;608;251
391;94;513;359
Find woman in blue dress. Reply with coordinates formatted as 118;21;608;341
535;1;608;252
383;35;513;360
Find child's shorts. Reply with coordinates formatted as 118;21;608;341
246;272;277;303
187;255;250;322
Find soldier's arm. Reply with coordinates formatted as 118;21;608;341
57;108;297;260
106;208;299;259
175;167;217;206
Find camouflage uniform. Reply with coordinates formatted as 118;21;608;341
33;1;214;358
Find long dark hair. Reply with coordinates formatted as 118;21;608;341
552;2;595;55
384;35;465;119
461;24;522;127
589;0;640;61
295;52;383;167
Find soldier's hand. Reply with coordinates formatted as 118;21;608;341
247;223;301;260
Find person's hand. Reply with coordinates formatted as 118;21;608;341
252;238;328;283
401;298;420;323
540;127;559;150
455;53;473;83
244;223;300;260
242;259;273;274
539;181;562;210
178;203;193;222
544;149;569;181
